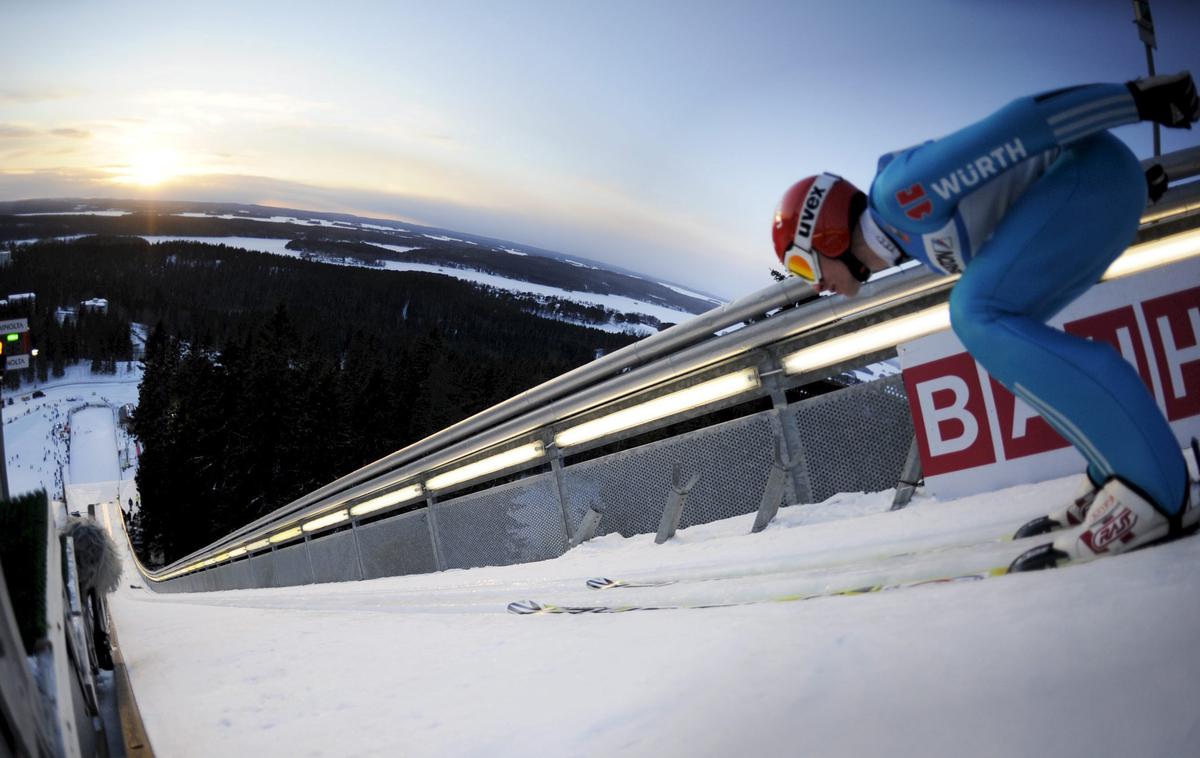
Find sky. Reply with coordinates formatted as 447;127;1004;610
2;0;1198;298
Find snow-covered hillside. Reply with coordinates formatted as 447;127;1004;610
2;200;729;335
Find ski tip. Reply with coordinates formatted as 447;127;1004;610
586;577;620;590
1009;542;1069;572
1012;515;1059;540
507;600;545;615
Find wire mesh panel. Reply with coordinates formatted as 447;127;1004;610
356;509;438;579
561;410;779;539
268;542;312;588
434;472;567;570
788;375;914;503
308;530;360;584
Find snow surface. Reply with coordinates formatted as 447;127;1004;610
366;243;419;255
656;281;723;305
8;235;90;246
170;212;352;228
2;362;141;499
139;235;296;256
83;397;1200;758
69;407;120;484
14;210;130;217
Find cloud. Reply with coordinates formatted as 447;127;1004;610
0;124;37;139
49;127;91;139
0;88;77;104
139;90;333;125
0;124;93;141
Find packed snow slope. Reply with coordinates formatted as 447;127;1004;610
1;362;141;501
92;441;1200;757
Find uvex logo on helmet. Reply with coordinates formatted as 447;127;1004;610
793;183;827;247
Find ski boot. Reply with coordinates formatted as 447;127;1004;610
1127;71;1199;129
1011;469;1200;572
1011;475;1100;539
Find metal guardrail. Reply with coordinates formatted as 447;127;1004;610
143;145;1200;586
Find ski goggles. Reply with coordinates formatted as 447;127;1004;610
784;243;823;284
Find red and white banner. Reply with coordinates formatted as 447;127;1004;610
898;257;1200;499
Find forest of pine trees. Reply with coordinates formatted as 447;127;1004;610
3;236;637;565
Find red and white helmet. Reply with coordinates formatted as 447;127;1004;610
772;173;866;284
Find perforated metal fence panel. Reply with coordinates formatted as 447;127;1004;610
269;542;312;587
357;509;438;579
434;473;567;570
230;559;252;589
248;552;273;588
561;410;780;538
789;375;914;503
207;565;230;591
309;530;360;584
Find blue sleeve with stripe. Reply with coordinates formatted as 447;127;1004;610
871;83;1138;233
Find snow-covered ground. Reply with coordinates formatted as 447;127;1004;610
14;210;130;217
87;412;1200;758
1;362;140;499
69;407;120;484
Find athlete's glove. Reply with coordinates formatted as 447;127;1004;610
1127;71;1199;129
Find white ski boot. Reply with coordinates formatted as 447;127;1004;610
1012;475;1100;539
1011;473;1199;572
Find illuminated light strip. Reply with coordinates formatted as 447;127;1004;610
554;368;763;449
425;442;546;491
783;306;951;375
350;483;424;517
228;546;247;558
1102;227;1200;280
245;538;271;552
302;509;349;533
269;525;304;544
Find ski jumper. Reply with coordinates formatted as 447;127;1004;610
868;83;1187;513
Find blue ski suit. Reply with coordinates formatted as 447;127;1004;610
868;83;1186;512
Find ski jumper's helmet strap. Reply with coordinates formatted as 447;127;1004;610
858;210;904;268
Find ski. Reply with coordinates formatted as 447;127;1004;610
510;566;1009;615
586;577;674;590
584;529;1017;592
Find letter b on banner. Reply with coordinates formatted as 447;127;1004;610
916;376;977;456
903;352;996;476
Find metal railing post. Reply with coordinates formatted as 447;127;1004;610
424;490;446;572
761;355;812;504
350;519;367;580
545;437;574;549
303;533;316;584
